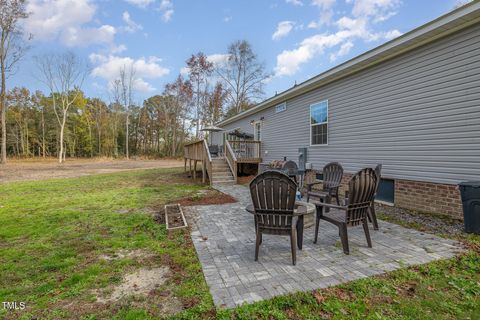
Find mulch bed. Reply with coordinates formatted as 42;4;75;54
177;190;237;207
237;175;255;185
165;204;186;229
152;190;237;225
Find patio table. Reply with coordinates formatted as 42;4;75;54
246;203;307;250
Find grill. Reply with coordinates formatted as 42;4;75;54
258;160;305;188
262;160;299;177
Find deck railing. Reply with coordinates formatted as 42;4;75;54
227;140;261;162
184;139;212;184
224;140;238;183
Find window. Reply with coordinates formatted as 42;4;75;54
275;102;286;113
310;100;328;145
376;179;395;204
254;122;262;141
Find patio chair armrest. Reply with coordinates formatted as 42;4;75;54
306;180;323;191
315;202;347;211
326;184;341;193
293;205;309;216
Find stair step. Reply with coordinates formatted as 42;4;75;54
212;180;235;184
213;176;233;180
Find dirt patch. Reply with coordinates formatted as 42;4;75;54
93;267;170;304
99;249;156;262
165;204;187;229
176;189;237;207
0;158;183;183
237;175;255;185
151;189;237;226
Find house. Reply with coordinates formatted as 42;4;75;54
186;2;480;219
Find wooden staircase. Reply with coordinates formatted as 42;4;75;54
211;158;235;184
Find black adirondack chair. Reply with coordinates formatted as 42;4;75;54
249;171;305;265
314;167;378;255
344;164;382;230
306;162;344;205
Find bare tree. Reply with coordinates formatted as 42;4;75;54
35;52;87;163
111;64;135;159
186;52;213;138
164;75;192;156
217;40;270;114
0;0;29;164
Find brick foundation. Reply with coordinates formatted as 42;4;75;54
395;179;463;219
304;170;464;219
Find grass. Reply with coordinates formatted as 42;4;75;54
0;168;214;319
0;168;479;319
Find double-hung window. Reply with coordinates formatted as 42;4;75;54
254;122;262;141
310;100;328;145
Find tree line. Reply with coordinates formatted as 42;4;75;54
0;0;270;163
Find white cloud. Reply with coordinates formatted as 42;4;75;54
25;0;116;47
348;0;400;21
286;0;304;5
224;16;232;22
382;29;402;40
111;44;128;54
125;0;155;8
90;54;170;93
312;0;336;9
309;0;337;26
121;11;143;33
124;0;174;22
329;41;354;61
62;25;116;47
207;54;230;66
275;0;403;76
272;21;295;41
159;0;174;22
275;33;345;76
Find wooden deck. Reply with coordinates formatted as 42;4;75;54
184;139;262;184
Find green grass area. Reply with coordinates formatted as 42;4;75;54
1;168;479;319
0;168;214;319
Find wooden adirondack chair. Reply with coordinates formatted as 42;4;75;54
344;164;382;230
314;168;377;255
249;171;305;265
306;162;344;205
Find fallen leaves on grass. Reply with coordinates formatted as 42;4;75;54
396;281;417;297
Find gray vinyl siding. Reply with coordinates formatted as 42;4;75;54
214;23;480;185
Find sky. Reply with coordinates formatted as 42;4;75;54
10;0;471;104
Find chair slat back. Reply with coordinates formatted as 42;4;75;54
322;162;344;190
374;164;382;195
346;168;377;226
250;171;297;229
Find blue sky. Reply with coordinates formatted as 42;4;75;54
11;0;469;104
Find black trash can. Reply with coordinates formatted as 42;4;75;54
458;181;480;234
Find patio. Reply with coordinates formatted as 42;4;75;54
186;184;464;308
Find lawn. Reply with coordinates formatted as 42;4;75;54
0;168;215;319
0;168;479;319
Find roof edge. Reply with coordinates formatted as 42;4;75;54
217;1;480;127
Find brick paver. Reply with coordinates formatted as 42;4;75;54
186;184;464;308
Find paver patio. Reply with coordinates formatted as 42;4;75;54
186;184;464;308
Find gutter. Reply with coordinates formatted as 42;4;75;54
217;1;480;127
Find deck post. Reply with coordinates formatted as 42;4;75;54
189;159;192;177
193;160;197;181
202;160;206;183
184;158;187;172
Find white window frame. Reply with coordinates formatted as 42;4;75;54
253;121;262;141
310;100;328;146
275;102;287;113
